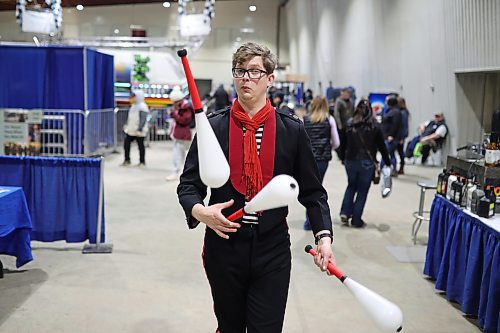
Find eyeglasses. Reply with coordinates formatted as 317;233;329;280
232;68;268;79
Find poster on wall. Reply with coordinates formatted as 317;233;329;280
0;109;43;156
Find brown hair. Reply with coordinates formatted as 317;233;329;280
309;95;329;123
232;42;277;74
397;96;407;109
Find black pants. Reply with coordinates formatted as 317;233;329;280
203;223;291;333
421;144;432;164
124;134;145;163
397;141;405;167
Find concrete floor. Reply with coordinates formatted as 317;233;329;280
0;141;481;333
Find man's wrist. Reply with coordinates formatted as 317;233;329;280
191;203;205;221
315;232;333;245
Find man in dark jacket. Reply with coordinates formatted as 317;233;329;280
381;95;401;175
177;42;335;333
419;113;448;164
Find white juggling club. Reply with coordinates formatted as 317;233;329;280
177;49;230;188
227;175;299;221
305;246;403;333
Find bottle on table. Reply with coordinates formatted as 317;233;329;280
446;173;458;201
451;178;464;205
437;169;447;195
471;189;485;214
465;178;477;211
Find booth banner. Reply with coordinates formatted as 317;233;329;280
0;109;43;156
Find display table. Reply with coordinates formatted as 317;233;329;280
424;195;499;333
0;186;33;269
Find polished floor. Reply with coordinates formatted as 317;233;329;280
0;141;481;333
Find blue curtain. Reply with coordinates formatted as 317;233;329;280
86;49;115;150
424;195;499;333
86;49;114;110
0;155;105;243
0;45;84;109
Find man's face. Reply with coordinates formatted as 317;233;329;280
342;90;350;100
233;56;274;104
435;114;443;122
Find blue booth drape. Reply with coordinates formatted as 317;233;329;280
424;195;499;333
0;45;115;155
0;155;105;243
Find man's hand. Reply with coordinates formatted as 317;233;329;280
314;237;335;274
191;200;240;239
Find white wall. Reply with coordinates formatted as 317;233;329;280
285;0;500;151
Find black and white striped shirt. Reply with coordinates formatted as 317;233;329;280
242;124;264;225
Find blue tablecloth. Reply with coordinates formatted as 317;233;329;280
0;186;33;268
424;195;499;333
0;155;105;243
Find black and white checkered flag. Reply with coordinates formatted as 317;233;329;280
203;0;215;20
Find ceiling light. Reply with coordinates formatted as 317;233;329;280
162;2;171;8
249;5;257;12
114;29;120;34
240;28;255;33
76;4;84;10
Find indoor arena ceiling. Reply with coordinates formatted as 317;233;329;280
0;0;238;11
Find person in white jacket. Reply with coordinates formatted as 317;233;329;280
122;90;149;166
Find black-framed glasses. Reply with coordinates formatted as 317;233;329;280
232;68;268;79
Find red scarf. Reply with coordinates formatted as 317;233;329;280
230;99;275;200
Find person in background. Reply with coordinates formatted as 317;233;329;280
326;81;335;103
303;95;340;230
419;113;448;164
213;84;231;111
177;41;335;333
166;94;194;181
340;99;391;228
122;90;149;167
397;97;409;174
272;90;294;114
381;95;401;176
334;88;354;161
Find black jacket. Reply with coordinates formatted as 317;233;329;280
382;107;402;140
341;120;391;166
303;116;332;162
177;108;333;236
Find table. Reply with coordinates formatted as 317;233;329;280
0;186;33;270
424;195;499;333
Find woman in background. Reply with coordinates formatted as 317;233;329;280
340;99;390;228
303;95;340;230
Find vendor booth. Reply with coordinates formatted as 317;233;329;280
0;45;115;155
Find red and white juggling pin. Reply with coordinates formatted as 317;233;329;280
305;245;403;333
227;175;299;221
177;49;230;188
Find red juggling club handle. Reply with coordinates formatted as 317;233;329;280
177;49;203;112
305;245;345;281
227;208;244;221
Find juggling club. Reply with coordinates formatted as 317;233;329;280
305;245;403;333
177;49;230;188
